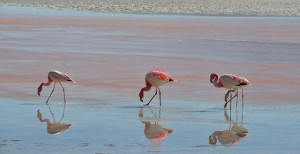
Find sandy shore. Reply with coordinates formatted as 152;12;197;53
1;0;300;16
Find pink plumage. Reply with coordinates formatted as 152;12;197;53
139;68;175;106
38;70;75;104
210;73;250;108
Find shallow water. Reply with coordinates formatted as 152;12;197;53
1;6;300;153
1;99;300;154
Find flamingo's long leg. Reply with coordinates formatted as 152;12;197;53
158;87;161;106
242;88;244;108
235;89;239;108
224;90;231;108
145;88;157;106
229;91;232;110
225;90;230;102
224;90;236;108
230;90;238;102
59;83;66;104
59;83;66;122
226;90;238;104
46;83;56;104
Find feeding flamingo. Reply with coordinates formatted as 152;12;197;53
139;68;176;106
210;73;250;109
38;70;75;104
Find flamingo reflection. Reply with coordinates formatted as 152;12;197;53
209;109;248;145
139;107;175;142
37;103;72;135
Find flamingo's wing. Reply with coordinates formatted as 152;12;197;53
150;69;171;82
220;74;241;86
222;74;250;86
49;70;74;82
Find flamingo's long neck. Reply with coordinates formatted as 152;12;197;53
213;77;223;88
38;77;52;95
139;81;152;102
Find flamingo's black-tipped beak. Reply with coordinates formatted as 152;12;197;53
38;93;40;96
140;98;143;102
169;78;174;82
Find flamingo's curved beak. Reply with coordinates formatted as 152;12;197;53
140;97;143;102
38;92;40;96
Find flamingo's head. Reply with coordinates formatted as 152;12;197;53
37;83;43;96
210;73;218;83
139;90;144;102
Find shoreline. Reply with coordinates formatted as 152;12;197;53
1;0;300;17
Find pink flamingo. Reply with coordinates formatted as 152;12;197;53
38;70;75;104
210;73;250;109
139;68;176;106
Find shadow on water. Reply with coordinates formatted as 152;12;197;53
208;109;249;146
119;105;144;109
183;107;224;113
138;107;175;142
37;103;72;135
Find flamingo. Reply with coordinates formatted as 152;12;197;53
139;68;176;106
37;70;75;104
210;73;250;109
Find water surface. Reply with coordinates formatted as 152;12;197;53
1;6;300;154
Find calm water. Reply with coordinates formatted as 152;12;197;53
1;99;300;154
1;6;300;154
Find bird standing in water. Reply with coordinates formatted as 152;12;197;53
38;70;75;104
210;73;250;109
139;68;176;106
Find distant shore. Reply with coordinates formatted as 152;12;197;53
1;0;300;16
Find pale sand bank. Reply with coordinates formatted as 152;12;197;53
0;0;300;16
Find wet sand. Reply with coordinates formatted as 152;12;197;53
1;6;300;105
1;6;300;154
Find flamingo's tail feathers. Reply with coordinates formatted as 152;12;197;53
68;79;76;83
169;78;177;82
